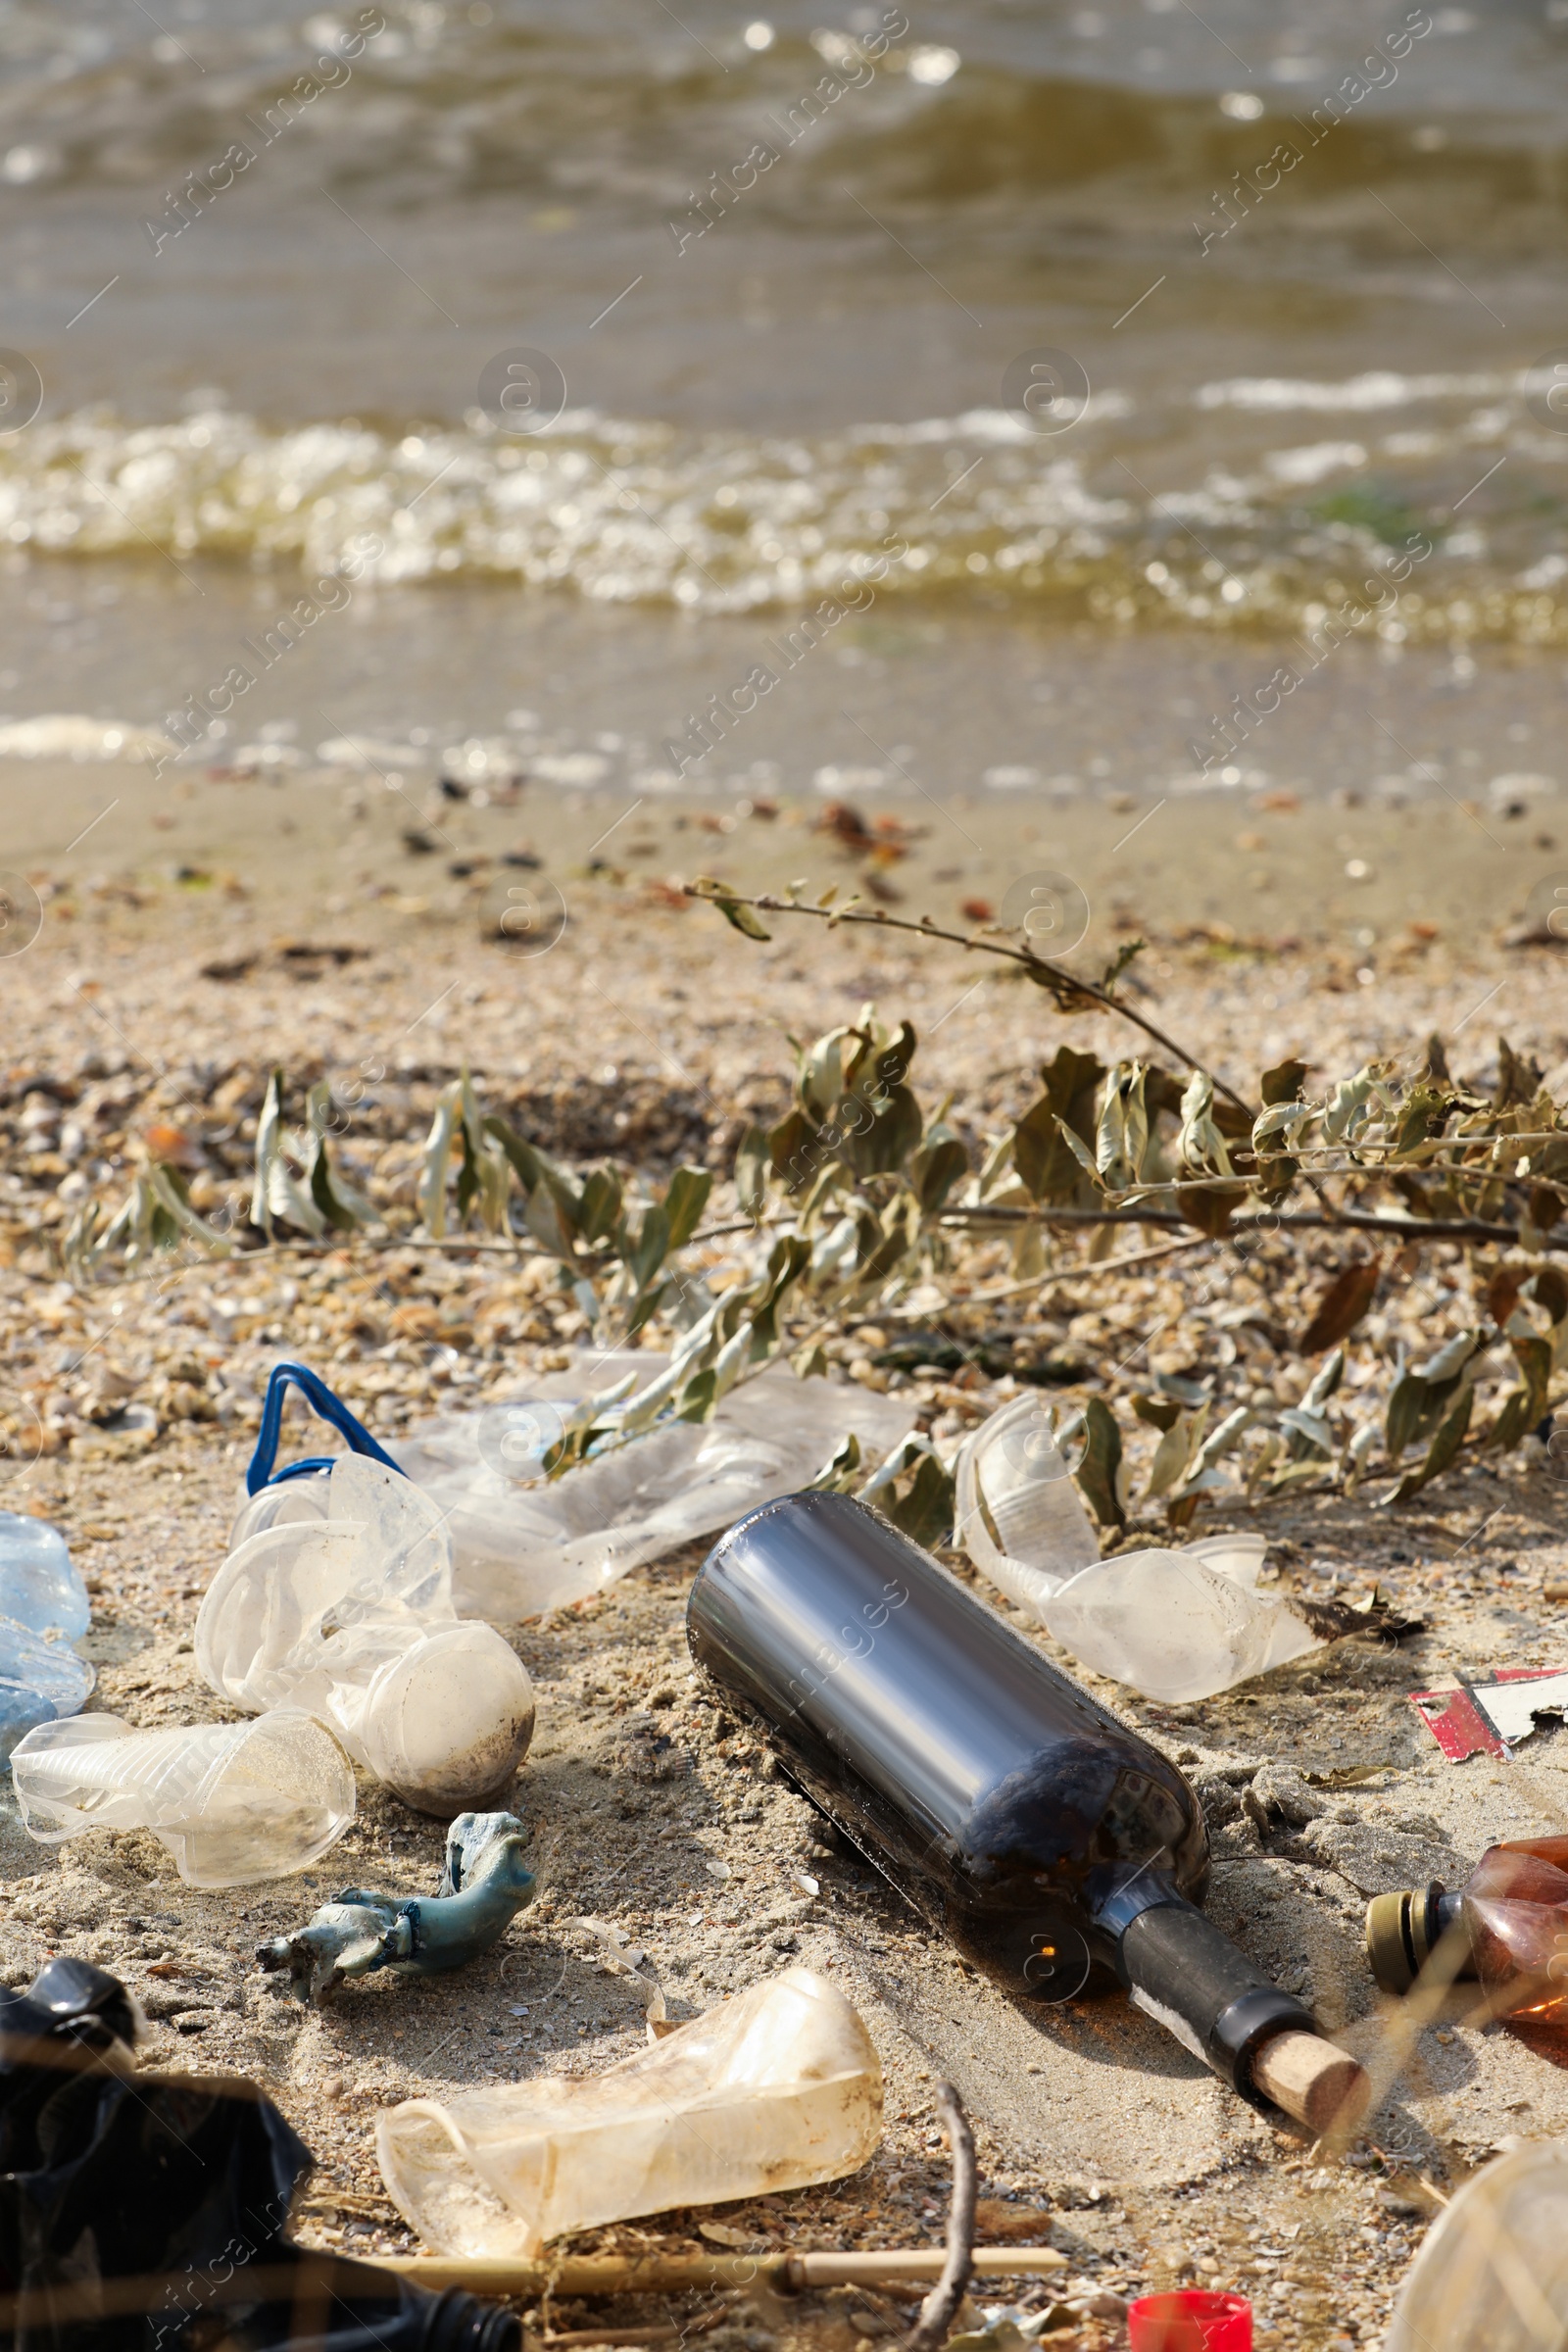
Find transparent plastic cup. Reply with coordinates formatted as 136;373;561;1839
956;1396;1323;1702
1387;2138;1568;2352
197;1456;534;1814
9;1706;356;1886
377;1966;883;2256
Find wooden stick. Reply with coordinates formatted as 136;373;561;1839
373;2249;1068;2296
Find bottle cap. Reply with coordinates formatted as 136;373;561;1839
1364;1883;1444;1994
1128;2289;1251;2350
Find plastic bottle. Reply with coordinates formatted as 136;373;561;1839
376;1965;883;2257
1386;2136;1568;2352
0;1508;94;1757
688;1492;1366;2132
9;1706;356;1886
197;1447;535;1815
955;1396;1324;1702
1365;1833;1568;2014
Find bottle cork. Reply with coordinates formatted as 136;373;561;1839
1250;2031;1369;2135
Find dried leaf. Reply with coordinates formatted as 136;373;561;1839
1075;1396;1126;1532
1260;1056;1309;1106
693;875;770;939
1298;1260;1380;1354
1386;1382;1474;1506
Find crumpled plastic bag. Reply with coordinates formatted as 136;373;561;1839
955;1395;1326;1703
376;1965;883;2256
389;1351;915;1619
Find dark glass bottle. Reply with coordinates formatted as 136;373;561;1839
688;1492;1342;2114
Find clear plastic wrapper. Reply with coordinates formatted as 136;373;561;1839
0;1507;94;1758
232;1354;912;1621
199;1454;534;1814
955;1396;1324;1702
9;1704;355;1886
1386;2137;1568;2352
376;1966;883;2255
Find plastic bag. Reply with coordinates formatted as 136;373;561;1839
376;1965;883;2256
198;1446;534;1815
955;1396;1322;1703
231;1357;913;1621
0;1507;94;1758
9;1705;355;1886
1386;2137;1568;2352
0;1954;520;2352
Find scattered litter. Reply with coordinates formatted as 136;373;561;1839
1127;2289;1252;2350
0;1955;520;2349
376;1966;883;2256
794;1872;820;1896
8;1706;355;1886
229;1355;909;1619
956;1395;1412;1702
1365;1832;1568;2013
1408;1668;1568;1761
258;1811;535;2004
0;1508;93;1757
1386;2137;1568;2352
204;1392;534;1813
689;1491;1367;2132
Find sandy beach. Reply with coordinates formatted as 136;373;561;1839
1;740;1566;2346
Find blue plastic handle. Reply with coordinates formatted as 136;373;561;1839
245;1360;406;1494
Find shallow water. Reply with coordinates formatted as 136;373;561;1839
4;0;1568;774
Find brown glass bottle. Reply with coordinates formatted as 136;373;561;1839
688;1491;1339;2109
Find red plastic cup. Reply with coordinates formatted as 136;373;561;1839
1127;2290;1252;2352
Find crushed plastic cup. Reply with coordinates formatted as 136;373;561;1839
0;1509;94;1758
376;1965;883;2255
956;1396;1324;1702
9;1705;355;1886
1387;2138;1568;2352
1127;2290;1251;2351
198;1452;534;1814
231;1355;913;1622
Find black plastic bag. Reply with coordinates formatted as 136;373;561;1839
0;1958;515;2352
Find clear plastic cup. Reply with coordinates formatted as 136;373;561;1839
9;1706;356;1886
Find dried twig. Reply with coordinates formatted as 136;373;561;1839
682;884;1255;1118
903;2082;977;2352
937;1202;1562;1248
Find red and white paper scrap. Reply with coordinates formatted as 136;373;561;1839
1410;1670;1568;1763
